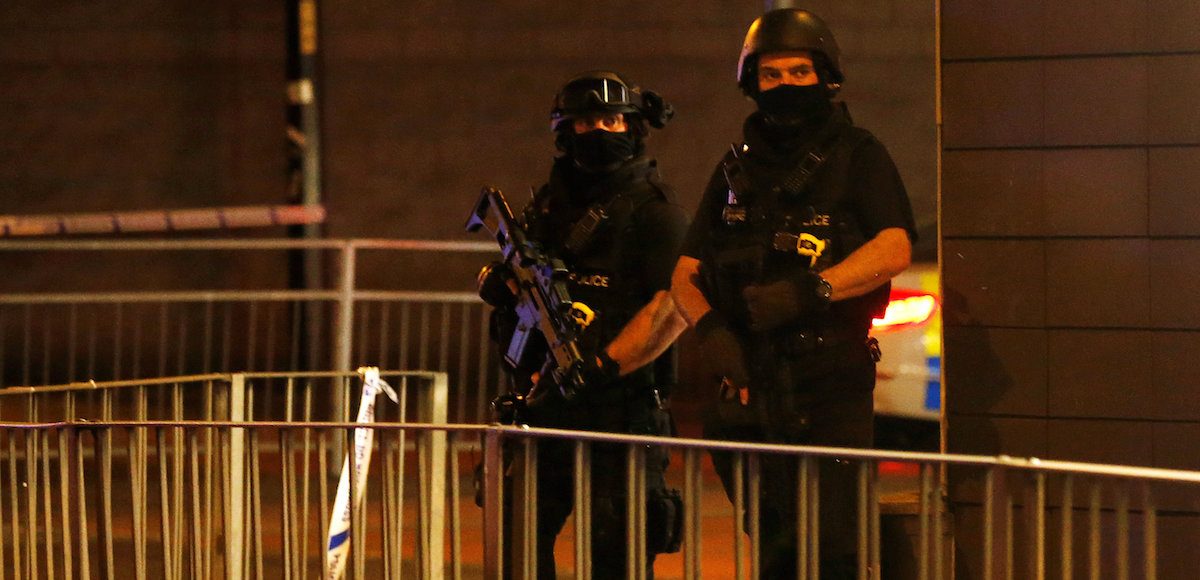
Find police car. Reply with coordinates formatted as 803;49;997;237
871;261;941;450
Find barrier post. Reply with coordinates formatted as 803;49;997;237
482;428;505;579
420;372;448;579
226;373;247;580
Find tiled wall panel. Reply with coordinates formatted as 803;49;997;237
944;2;1200;576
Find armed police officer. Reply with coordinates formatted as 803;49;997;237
479;71;689;578
670;8;917;579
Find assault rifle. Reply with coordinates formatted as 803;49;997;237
465;186;596;403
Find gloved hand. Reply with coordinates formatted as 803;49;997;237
581;349;622;387
741;271;831;332
476;261;517;308
694;310;751;389
548;348;621;401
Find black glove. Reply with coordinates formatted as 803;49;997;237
547;349;621;401
476;261;517;308
582;349;622;387
741;271;832;333
694;311;750;389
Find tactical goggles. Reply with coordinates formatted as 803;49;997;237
555;77;635;111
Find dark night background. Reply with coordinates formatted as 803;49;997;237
5;0;1200;576
0;0;936;271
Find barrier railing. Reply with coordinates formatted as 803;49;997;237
2;417;1196;579
480;427;1200;580
4;240;1197;579
0;371;449;580
0;239;503;423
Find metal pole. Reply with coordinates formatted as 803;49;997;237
1116;483;1130;580
285;0;324;215
626;446;638;580
1142;482;1157;580
423;373;448;580
748;454;760;580
733;452;745;580
857;462;869;580
919;464;932;580
1088;481;1100;580
285;0;326;374
483;429;504;579
809;459;821;580
333;242;355;372
226;374;247;580
1061;475;1074;580
798;457;810;580
330;243;355;460
574;442;587;580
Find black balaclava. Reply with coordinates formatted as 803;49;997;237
558;128;641;174
747;64;838;152
752;83;833;129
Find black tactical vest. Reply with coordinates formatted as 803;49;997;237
701;115;890;338
524;156;674;391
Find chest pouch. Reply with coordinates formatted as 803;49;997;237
561;203;609;256
700;244;765;327
780;150;827;197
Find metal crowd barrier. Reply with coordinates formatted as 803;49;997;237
2;415;1197;579
0;371;449;580
0;239;505;423
480;427;1200;580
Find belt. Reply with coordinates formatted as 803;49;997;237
774;326;869;357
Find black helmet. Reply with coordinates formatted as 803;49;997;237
736;8;843;94
550;71;673;132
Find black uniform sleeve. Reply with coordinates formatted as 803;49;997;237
634;199;690;292
848;138;918;241
679;163;729;259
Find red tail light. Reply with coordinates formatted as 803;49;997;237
872;289;938;331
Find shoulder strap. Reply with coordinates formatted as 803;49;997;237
520;184;553;233
562;172;667;256
778;123;869;197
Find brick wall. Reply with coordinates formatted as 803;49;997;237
1;3;285;214
941;0;1200;577
0;0;936;391
319;1;936;251
1;1;935;281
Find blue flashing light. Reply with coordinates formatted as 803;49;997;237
924;379;940;411
924;355;941;411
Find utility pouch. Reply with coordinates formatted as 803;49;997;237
706;245;764;322
780;150;827;196
646;488;684;554
562;203;608;255
712;245;764;277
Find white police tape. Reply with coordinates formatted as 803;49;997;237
324;367;400;580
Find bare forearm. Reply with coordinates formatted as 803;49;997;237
820;228;912;301
669;256;711;327
605;290;688;376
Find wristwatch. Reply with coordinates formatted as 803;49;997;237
814;276;833;305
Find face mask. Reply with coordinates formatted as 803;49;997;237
752;84;833;127
569;130;637;173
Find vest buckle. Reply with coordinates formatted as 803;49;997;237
771;232;827;267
